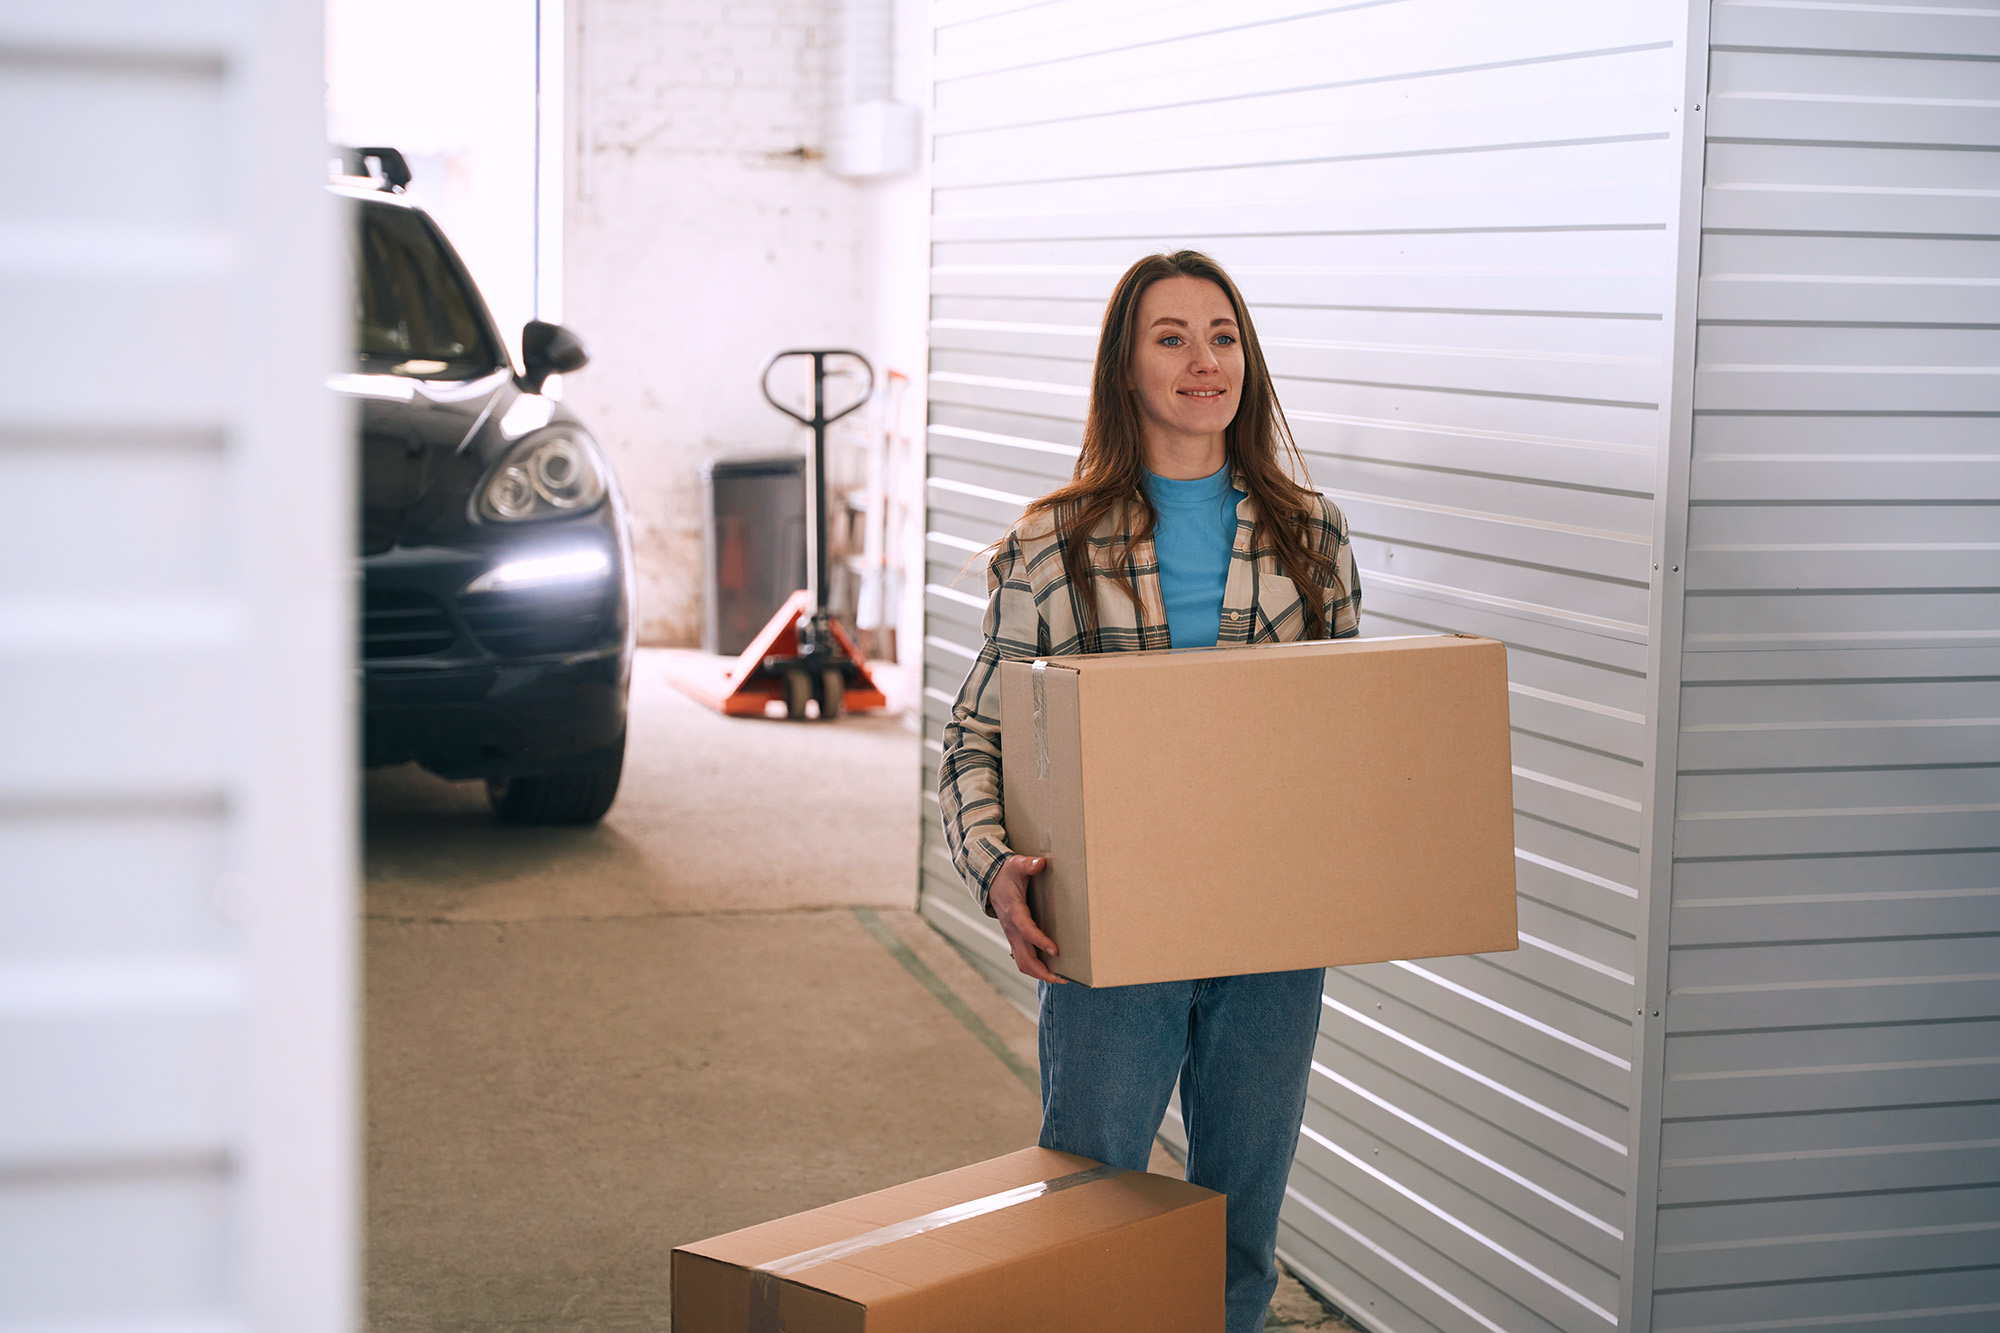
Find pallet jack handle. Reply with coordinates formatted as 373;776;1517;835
759;349;875;613
663;350;889;721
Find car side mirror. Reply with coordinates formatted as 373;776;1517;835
520;320;588;394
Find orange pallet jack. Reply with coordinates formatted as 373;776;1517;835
666;349;887;721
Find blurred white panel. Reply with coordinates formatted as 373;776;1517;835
0;434;227;595
0;275;229;429
0;1;242;57
0;960;241;1163
0;1171;231;1320
0;58;223;226
0;0;350;1323
0;815;231;962
0;643;231;799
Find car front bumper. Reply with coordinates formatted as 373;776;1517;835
360;520;632;779
363;648;628;779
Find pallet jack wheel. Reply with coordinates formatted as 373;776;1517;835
819;667;845;722
784;669;812;721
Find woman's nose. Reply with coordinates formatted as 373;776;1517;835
1190;343;1220;371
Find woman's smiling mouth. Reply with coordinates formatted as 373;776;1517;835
1179;388;1226;397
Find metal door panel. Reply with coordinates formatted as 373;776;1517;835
1677;717;2000;770
1696;273;2000;324
1493;903;1638;1018
933;89;1671;193
1709;0;2000;55
1662;1018;2000;1119
1700;184;2000;235
1311;1032;1630;1265
934;0;1666;104
1698;229;2000;279
1296;1096;1626;1325
1512;729;1648;809
1681;590;2000;653
1325;969;1633;1176
1507;689;1650;767
1669;887;2000;951
1687;456;2000;505
1325;458;1656;538
1387;955;1635;1088
1515;853;1642;941
1278;1181;1543;1333
922;5;1689;1327
1660;1102;2000;1202
1707;94;2000;149
930;176;1674;247
1663;968;2000;1033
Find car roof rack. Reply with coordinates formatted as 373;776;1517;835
335;145;412;193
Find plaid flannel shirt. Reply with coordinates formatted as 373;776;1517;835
939;482;1362;913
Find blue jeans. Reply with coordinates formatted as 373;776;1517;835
1037;968;1325;1333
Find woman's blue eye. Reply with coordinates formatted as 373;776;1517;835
1160;335;1183;346
1216;334;1236;346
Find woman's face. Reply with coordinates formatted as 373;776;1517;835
1125;275;1244;450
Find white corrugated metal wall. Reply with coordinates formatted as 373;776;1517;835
0;3;355;1328
1644;3;2000;1330
918;2;1697;1329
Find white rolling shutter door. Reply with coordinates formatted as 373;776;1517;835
1648;4;2000;1330
0;4;354;1330
918;2;1696;1330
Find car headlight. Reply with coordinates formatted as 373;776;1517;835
477;430;608;522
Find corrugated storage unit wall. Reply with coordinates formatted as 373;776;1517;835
916;1;2000;1330
1644;4;2000;1332
918;1;1694;1329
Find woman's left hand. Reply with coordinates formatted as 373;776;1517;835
988;855;1066;984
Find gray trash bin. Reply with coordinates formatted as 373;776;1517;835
702;454;808;657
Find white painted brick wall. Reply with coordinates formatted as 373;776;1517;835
565;0;905;648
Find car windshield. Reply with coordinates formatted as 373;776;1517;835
352;202;502;380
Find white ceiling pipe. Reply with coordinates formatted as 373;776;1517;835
824;0;920;179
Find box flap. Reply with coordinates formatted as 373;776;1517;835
1040;633;1474;672
673;1147;1090;1270
674;1149;1219;1311
862;1187;1227;1333
777;1168;1215;1306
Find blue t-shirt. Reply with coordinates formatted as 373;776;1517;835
1144;464;1245;649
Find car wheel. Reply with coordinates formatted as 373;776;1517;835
486;735;625;826
819;667;844;721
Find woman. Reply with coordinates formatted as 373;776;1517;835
939;251;1361;1332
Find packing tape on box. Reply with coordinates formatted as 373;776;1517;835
1031;659;1049;780
746;1164;1125;1330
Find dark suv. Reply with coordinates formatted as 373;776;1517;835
337;152;632;824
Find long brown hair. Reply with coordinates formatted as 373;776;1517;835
1020;250;1336;645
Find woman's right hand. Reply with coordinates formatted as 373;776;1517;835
988;855;1066;984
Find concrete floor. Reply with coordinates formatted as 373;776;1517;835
365;648;1354;1330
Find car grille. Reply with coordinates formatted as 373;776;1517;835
458;586;611;657
362;588;456;658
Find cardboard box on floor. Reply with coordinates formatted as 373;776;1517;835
1001;634;1518;987
671;1147;1222;1332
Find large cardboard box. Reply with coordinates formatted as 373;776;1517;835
671;1147;1223;1332
1001;634;1517;986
